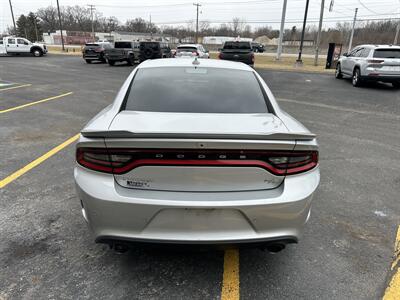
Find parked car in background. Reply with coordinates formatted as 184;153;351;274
105;41;139;66
139;41;172;62
218;41;254;66
174;44;210;58
335;44;400;88
82;42;112;63
74;58;319;252
0;36;47;57
251;42;265;53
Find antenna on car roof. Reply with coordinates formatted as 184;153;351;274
192;57;200;66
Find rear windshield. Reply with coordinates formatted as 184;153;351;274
140;42;160;50
124;67;268;113
177;47;197;52
115;42;132;48
373;49;400;58
224;42;251;49
85;43;99;47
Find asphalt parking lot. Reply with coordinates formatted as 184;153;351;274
0;54;399;299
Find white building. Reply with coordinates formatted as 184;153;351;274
202;36;253;45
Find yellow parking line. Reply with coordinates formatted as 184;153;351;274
0;134;80;189
391;226;400;270
221;249;240;300
0;83;32;92
384;225;400;300
384;267;400;300
0;92;73;114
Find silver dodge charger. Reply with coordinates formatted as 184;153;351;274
74;58;320;252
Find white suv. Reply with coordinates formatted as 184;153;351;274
174;44;210;59
335;45;400;88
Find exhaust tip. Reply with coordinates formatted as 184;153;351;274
113;243;129;254
265;243;285;254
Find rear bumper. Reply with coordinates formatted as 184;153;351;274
74;165;320;244
362;73;400;83
83;54;102;60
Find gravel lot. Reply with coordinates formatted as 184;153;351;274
0;55;399;299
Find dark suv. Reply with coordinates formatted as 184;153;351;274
82;42;112;63
139;42;171;62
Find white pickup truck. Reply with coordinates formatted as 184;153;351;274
0;37;47;57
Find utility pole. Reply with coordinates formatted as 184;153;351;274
296;0;310;64
394;23;400;44
8;0;17;35
193;3;201;43
314;0;325;66
56;0;65;51
88;5;95;42
276;0;287;60
149;14;152;39
34;17;39;41
348;8;358;51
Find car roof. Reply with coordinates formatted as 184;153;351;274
138;58;254;71
178;44;200;48
356;44;400;49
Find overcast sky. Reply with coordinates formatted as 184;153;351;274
1;0;399;33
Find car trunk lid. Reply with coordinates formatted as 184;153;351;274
88;112;313;192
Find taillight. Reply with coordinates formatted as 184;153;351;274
76;148;318;176
218;53;222;59
192;51;199;56
367;59;384;64
94;47;102;52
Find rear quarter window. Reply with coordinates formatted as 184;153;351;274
373;49;400;58
123;67;269;114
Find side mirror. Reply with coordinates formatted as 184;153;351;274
342;52;348;57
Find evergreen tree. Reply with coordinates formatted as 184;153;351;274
16;12;42;41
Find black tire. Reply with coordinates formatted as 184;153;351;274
335;63;343;79
352;68;362;87
31;48;43;57
127;55;134;66
392;82;400;89
143;48;154;59
108;60;115;66
85;59;92;64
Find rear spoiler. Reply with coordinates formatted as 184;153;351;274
81;130;316;141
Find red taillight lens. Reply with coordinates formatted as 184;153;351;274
367;59;384;64
94;47;102;52
192;51;199;56
77;148;318;176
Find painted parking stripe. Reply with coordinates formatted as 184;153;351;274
0;134;80;189
0;83;32;92
0;92;73;114
221;249;240;300
383;225;400;299
391;226;400;270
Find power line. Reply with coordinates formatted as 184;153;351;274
358;0;385;15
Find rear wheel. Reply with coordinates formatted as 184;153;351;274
352;68;362;87
127;55;134;66
108;60;115;66
85;59;92;64
392;82;400;89
335;63;343;79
